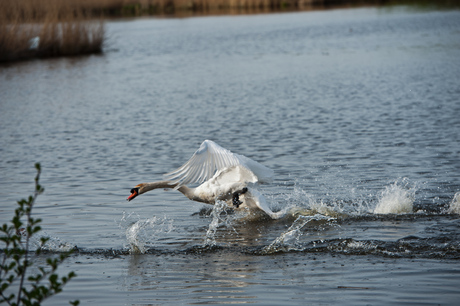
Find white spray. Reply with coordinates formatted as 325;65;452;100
120;212;174;254
447;192;460;214
373;178;415;214
261;214;335;254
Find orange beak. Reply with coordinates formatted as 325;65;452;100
127;188;139;201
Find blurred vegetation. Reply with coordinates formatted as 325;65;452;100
0;0;104;63
80;0;460;16
0;163;79;306
0;0;458;62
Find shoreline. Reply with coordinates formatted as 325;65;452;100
1;0;459;63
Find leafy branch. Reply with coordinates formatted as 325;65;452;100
0;163;79;305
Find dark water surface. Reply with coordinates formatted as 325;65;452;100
1;6;460;305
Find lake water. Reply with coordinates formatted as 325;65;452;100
1;5;460;305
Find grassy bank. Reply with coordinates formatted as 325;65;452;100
62;0;460;16
0;0;104;63
1;0;458;63
80;0;339;16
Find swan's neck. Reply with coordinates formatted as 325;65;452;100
139;181;177;193
139;181;198;202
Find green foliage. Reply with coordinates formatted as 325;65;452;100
0;163;79;306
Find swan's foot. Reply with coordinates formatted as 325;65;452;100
232;187;248;208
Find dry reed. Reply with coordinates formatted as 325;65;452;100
76;0;460;15
13;0;328;17
102;0;325;14
0;0;104;63
2;0;453;62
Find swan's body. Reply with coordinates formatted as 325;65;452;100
128;140;283;219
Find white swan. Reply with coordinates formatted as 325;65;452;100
127;140;284;219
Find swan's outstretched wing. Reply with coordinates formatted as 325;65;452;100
164;140;273;187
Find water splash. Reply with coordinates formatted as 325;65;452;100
204;201;238;247
270;184;369;218
30;232;76;252
261;214;336;254
373;178;415;214
345;240;378;252
448;192;460;214
119;212;174;254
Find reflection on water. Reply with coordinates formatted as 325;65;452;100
123;251;261;303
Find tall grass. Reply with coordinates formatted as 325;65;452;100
87;0;326;15
2;0;328;18
84;0;460;15
0;0;104;63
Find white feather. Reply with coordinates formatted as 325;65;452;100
164;140;273;188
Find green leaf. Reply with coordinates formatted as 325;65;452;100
49;274;58;283
0;163;78;305
1;282;9;291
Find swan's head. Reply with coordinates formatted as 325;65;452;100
127;184;145;201
127;187;139;201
